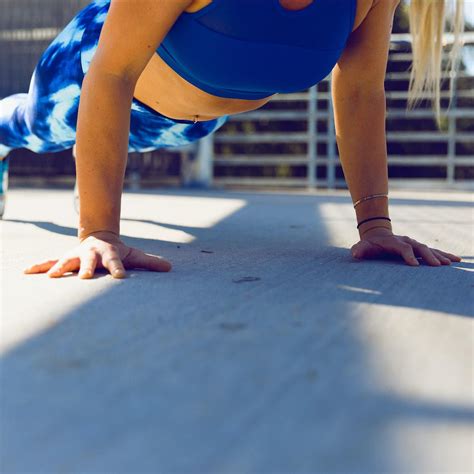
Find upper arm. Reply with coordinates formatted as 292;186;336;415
332;0;400;94
89;0;193;83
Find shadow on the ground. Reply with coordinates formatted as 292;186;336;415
1;189;473;472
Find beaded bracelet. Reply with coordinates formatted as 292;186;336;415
356;216;391;229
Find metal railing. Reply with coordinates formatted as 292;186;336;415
193;34;474;190
1;3;473;189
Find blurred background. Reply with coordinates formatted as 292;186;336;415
0;0;473;190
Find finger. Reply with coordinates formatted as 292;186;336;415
47;257;80;277
101;252;127;279
430;248;462;262
411;243;441;266
431;249;452;265
389;241;420;266
24;259;59;274
123;248;172;272
78;250;98;279
402;237;462;263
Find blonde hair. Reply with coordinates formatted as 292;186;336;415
407;0;465;129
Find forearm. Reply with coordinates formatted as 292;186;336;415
75;66;135;241
332;88;392;238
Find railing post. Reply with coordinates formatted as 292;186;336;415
307;85;317;189
447;72;458;185
327;75;337;189
197;134;214;187
128;152;141;191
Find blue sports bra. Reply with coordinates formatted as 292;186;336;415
156;0;357;100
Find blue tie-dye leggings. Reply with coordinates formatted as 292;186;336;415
0;0;229;157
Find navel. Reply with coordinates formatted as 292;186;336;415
279;0;314;11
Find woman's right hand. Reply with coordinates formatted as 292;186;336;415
23;230;172;279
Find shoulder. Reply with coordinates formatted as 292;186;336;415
91;0;194;81
333;0;400;91
372;0;401;8
352;0;400;33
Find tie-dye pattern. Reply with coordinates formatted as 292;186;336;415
0;0;229;157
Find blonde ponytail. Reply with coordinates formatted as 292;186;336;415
407;0;465;129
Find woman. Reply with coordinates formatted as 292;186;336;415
0;0;465;279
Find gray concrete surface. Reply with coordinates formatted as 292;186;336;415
1;186;473;474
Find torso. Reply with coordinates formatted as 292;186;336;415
133;0;374;122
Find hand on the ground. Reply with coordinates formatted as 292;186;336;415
350;227;462;266
23;230;172;279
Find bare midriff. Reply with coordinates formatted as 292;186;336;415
133;0;369;123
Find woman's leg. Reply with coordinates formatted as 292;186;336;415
0;1;98;218
1;0;231;217
0;2;92;156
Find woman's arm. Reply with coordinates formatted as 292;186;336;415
330;0;461;266
331;0;400;239
76;0;193;241
24;1;194;279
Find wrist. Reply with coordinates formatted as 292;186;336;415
359;223;393;239
353;193;392;238
354;193;389;221
78;229;121;243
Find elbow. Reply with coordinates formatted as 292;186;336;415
85;61;137;92
331;69;386;100
332;79;386;102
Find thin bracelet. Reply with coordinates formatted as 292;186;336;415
357;216;391;229
353;193;388;209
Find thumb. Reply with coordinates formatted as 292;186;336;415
123;248;172;272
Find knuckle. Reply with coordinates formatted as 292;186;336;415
102;256;121;267
83;249;97;259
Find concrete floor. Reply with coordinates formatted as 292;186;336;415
1;186;473;473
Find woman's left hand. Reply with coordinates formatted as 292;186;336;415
350;227;462;266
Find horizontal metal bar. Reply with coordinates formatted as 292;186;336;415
385;71;473;80
213;178;319;187
0;27;61;41
385;132;473;142
214;155;474;166
215;133;311;143
388;52;471;62
214;132;473;143
384;90;473;99
214;156;309;165
227;108;474;121
213;177;474;188
269;89;473;102
390;32;474;44
384;109;474;119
